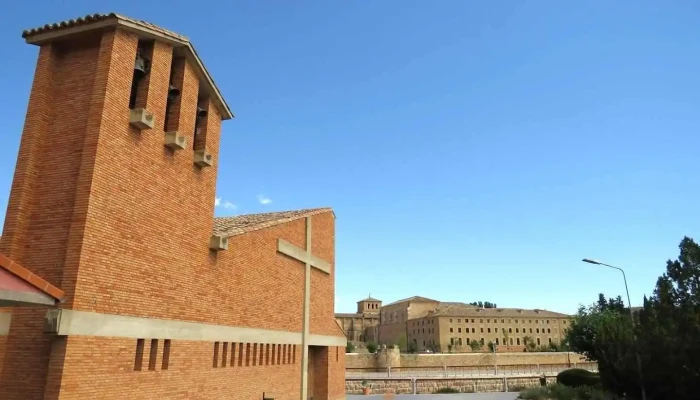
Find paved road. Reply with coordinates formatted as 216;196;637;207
348;393;519;400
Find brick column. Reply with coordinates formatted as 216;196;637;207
0;44;57;262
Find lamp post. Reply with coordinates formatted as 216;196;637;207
582;258;647;400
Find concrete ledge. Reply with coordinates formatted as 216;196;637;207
0;312;11;336
45;309;346;346
0;289;55;308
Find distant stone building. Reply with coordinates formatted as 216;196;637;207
341;295;572;353
335;296;381;343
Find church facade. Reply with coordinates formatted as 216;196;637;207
0;13;345;400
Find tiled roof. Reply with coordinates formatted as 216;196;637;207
385;296;439;307
439;301;478;308
0;252;64;302
22;13;187;42
335;312;379;319
426;304;570;318
21;13;232;120
213;208;333;238
335;313;362;318
358;296;381;302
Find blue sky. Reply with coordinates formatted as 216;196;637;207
1;1;699;315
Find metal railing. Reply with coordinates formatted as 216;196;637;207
345;362;598;379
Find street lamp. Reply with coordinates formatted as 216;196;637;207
582;258;647;400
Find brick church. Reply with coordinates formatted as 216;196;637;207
0;13;345;400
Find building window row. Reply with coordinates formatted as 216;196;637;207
134;338;170;371
212;342;296;368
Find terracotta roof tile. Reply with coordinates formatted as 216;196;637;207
425;304;570;318
22;13;187;46
335;313;363;318
21;12;232;120
385;296;440;306
213;207;333;238
0;252;64;302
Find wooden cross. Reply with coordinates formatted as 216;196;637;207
276;216;331;400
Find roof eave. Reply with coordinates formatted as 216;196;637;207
24;17;234;121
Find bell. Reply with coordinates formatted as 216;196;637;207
134;56;146;79
197;107;207;118
168;85;180;99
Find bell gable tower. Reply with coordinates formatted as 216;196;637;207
0;13;232;398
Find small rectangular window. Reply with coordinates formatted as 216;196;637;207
149;339;159;371
162;339;171;370
222;342;228;368
252;343;258;366
134;339;145;371
213;342;220;368
259;343;264;365
266;344;271;365
245;343;251;366
238;343;244;366
230;342;237;367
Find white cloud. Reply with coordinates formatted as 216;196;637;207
215;196;237;210
257;194;272;205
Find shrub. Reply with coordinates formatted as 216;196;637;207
366;343;377;353
557;368;601;388
345;342;355;353
508;384;531;392
547;383;576;399
435;387;460;393
520;384;621;400
519;386;549;400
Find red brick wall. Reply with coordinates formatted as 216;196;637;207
328;346;346;400
0;32;105;399
1;24;344;399
0;333;6;379
46;336;303;400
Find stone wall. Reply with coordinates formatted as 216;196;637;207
346;379;414;395
346;351;587;369
346;375;546;395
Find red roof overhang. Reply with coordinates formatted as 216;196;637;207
0;253;64;307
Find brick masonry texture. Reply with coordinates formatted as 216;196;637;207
0;22;344;399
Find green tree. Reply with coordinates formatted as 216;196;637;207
395;334;408;352
487;340;495;352
523;336;536;352
366;342;377;354
567;236;700;400
469;340;482;352
346;342;355;353
407;341;418;354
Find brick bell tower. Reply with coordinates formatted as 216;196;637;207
0;13;232;398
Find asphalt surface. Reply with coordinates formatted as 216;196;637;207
348;393;519;400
